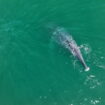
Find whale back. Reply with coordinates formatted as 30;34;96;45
52;27;77;51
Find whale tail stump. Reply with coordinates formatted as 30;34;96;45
85;67;90;71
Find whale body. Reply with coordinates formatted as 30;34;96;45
52;27;90;71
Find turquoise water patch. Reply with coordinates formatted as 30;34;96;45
0;0;105;105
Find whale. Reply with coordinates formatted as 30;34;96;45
52;27;90;71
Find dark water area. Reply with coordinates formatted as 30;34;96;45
0;0;105;105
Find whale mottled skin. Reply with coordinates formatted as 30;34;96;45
53;27;90;71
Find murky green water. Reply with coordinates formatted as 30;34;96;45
0;0;105;105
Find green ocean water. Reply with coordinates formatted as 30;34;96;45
0;0;105;105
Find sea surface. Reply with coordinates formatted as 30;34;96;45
0;0;105;105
